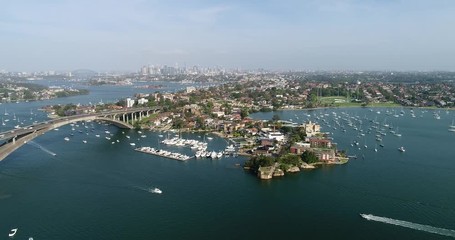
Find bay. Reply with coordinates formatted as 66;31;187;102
1;87;455;239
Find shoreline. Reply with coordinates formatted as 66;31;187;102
274;105;455;112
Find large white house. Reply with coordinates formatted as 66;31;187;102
267;131;285;142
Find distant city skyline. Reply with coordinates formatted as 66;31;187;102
1;0;455;72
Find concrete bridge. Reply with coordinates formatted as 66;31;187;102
0;107;160;161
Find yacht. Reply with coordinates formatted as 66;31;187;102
150;188;162;194
224;145;236;153
9;228;18;237
398;146;405;152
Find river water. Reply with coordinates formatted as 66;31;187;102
1;81;454;239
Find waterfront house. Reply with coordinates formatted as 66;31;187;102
313;149;336;162
308;138;332;149
267;131;285;142
301;121;321;137
290;142;311;154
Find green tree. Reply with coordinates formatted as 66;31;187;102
244;155;275;170
301;151;319;164
279;154;301;166
240;108;249;119
172;118;185;129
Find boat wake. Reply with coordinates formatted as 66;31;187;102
27;141;57;156
360;214;455;238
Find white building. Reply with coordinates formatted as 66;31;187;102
138;97;149;105
126;98;135;108
267;131;285;142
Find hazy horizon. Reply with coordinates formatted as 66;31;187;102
1;0;455;72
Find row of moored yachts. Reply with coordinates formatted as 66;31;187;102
162;137;208;151
136;147;192;161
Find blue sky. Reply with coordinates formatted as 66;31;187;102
1;0;455;71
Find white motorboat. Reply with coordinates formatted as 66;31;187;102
398;146;405;152
150;188;162;194
9;228;18;237
64;137;70;141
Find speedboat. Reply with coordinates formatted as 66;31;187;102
151;188;162;194
360;214;372;220
9;228;18;237
398;146;405;152
64;137;70;141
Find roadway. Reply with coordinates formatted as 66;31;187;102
0;107;158;142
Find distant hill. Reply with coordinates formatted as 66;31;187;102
71;69;97;78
